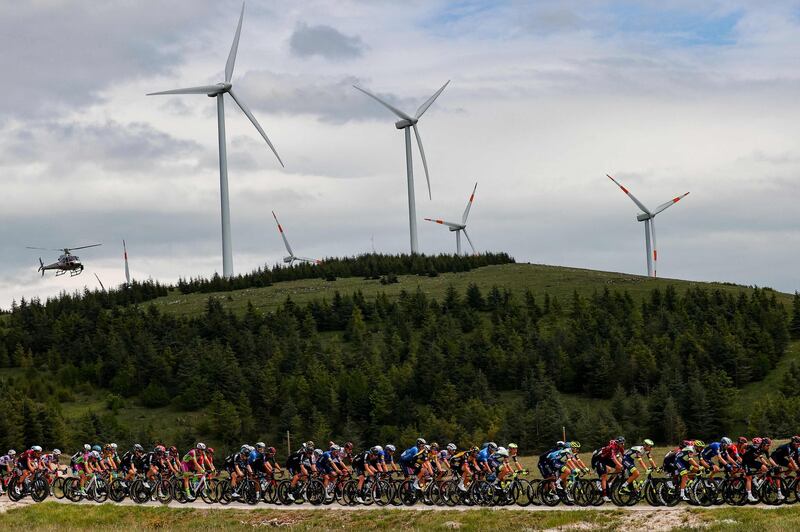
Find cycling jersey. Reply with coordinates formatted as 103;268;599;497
399;446;419;464
181;449;207;472
598;441;624;460
248;450;266;470
17;450;37;469
384;452;395;465
476;447;492;463
286;451;309;475
449;451;467;470
352;451;371;474
622;448;644;471
771;444;798;467
0;455;15;468
674;449;695;474
742;446;769;471
700;442;724;463
317;451;335;473
40;454;59;467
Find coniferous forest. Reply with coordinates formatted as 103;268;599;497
0;254;797;458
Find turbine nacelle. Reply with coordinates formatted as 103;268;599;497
394;118;418;129
636;213;652;222
283;256;294;264
207;82;233;97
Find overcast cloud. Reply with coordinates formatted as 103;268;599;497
1;0;799;308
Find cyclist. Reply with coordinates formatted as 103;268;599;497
352;447;379;503
18;445;42;488
165;446;182;477
538;441;565;482
476;442;498;474
620;445;651;493
246;443;270;498
435;443;456;479
372;445;389;474
264;446;282;476
448;445;474;492
317;444;344;492
674;444;701;502
141;445;163;486
743;437;779;503
181;442;212;499
224;446;249;498
592;437;625;503
548;442;581;498
508;443;524;473
384;444;398;472
286;443;316;502
41;449;61;474
100;445;116;471
771;435;800;475
699;438;734;478
398;438;428;489
119;444;144;482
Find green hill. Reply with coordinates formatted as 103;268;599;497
148;262;793;317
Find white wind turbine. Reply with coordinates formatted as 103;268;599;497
272;212;318;265
148;2;283;279
425;182;478;255
607;174;689;277
353;81;450;254
123;240;131;287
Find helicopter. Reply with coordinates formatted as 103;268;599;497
26;244;102;277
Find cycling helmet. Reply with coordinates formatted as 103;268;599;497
240;446;250;454
423;445;431;452
207;447;215;454
792;436;800;445
155;445;166;454
385;444;396;453
447;443;457;452
643;439;654;447
470;446;479;453
313;448;323;457
616;436;626;445
487;442;498;451
83;444;91;451
304;441;315;450
371;445;383;454
256;442;266;450
682;446;695;453
110;443;118;450
752;437;763;446
431;442;439;451
31;445;43;452
267;447;276;455
330;444;341;452
7;450;15;456
631;446;644;454
91;451;101;459
92;445;102;452
569;441;581;450
556;441;567;449
693;440;706;449
496;448;509;457
53;449;61;455
196;442;207;450
720;437;732;446
761;437;772;447
344;442;354;450
738;436;748;444
508;443;518;449
133;444;144;452
416;438;427;447
169;446;178;455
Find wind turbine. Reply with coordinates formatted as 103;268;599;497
425;182;478;255
147;2;283;279
607;174;689;277
271;211;318;265
123;240;131;287
94;273;106;292
353;81;450;254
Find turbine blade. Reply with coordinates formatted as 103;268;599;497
228;89;284;167
123;240;131;286
462;182;477;224
653;192;690;215
94;273;105;292
352;85;412;121
297;257;319;264
463;228;476;255
412;124;431;200
272;211;294;256
606;174;652;216
415;80;450;119
147;85;221;96
225;3;245;83
424;218;462;229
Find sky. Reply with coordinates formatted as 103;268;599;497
1;0;799;308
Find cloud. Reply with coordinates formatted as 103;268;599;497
289;22;366;60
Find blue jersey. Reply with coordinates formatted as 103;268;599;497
248;450;265;466
318;451;333;468
399;446;418;463
384;452;394;464
374;450;386;464
477;448;491;463
701;442;723;462
547;449;570;467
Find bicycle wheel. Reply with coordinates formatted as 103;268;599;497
373;479;393;506
760;480;781;505
399;479;417;506
52;477;66;499
31;478;49;502
157;478;173;504
645;479;663;506
723;477;747;506
305;479;325;505
130;479;149;504
539;481;560;506
7;478;24;502
93;479;109;503
66;478;84;502
514;479;532;507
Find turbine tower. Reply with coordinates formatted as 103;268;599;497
607;174;689;277
353;81;449;254
425;182;478;255
123;240;131;287
272;211;318;265
148;2;283;279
